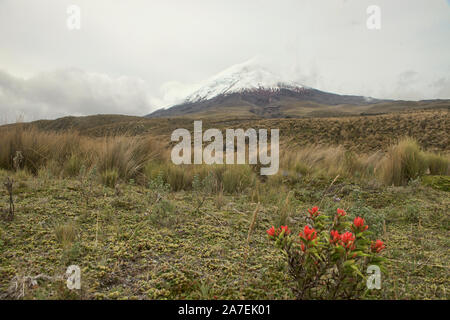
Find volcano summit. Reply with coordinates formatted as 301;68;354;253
146;61;389;119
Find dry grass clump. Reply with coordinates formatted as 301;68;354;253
0;126;166;184
425;152;449;175
0;126;82;174
380;138;428;186
280;138;448;186
54;222;77;247
95;136;163;183
279;145;383;180
1;125;447;189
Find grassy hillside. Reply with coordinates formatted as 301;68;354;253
3;109;449;153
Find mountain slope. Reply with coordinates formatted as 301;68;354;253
147;61;392;119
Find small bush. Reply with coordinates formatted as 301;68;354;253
421;175;450;192
266;207;386;299
403;203;420;223
148;171;171;194
149;199;176;227
275;192;293;226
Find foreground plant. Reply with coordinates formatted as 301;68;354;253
266;207;386;299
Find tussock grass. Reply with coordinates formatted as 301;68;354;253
0;125;82;174
0;125;447;189
279;138;448;187
145;161;255;194
279;145;383;181
380;138;428;186
0;126;165;184
54;222;77;248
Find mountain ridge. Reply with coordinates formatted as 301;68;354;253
146;61;396;119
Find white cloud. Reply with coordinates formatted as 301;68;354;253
0;0;449;122
0;68;155;123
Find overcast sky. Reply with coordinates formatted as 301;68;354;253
0;0;449;122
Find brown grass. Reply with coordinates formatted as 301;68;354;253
0;125;166;183
0;124;447;189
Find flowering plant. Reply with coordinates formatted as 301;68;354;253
266;207;386;299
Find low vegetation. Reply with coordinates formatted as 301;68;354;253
0;119;448;300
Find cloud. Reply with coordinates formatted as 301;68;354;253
1;0;449;122
381;70;450;101
430;77;450;98
0;68;156;123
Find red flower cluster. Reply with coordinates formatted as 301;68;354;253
299;225;317;241
266;207;386;259
266;226;277;237
299;225;317;251
340;231;356;250
336;208;347;217
371;240;386;253
280;225;291;235
308;206;321;219
352;217;368;232
266;225;291;238
330;230;356;251
330;230;340;244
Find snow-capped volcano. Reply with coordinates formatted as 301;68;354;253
147;60;384;119
184;60;305;103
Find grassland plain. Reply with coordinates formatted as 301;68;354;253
0;169;448;299
0;110;449;300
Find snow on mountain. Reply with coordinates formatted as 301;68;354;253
184;60;305;103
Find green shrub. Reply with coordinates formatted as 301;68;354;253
149;199;176;227
421;175;450;192
349;204;385;237
148;171;171;194
403;203;420;223
266;206;386;299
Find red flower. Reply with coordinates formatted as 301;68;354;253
339;231;356;250
336;208;347;217
352;217;368;232
330;230;340;244
299;225;317;241
266;226;277;237
371;240;386;253
308;206;321;218
267;225;291;238
280;225;291;235
299;225;316;252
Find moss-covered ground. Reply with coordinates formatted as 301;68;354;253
0;170;448;299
